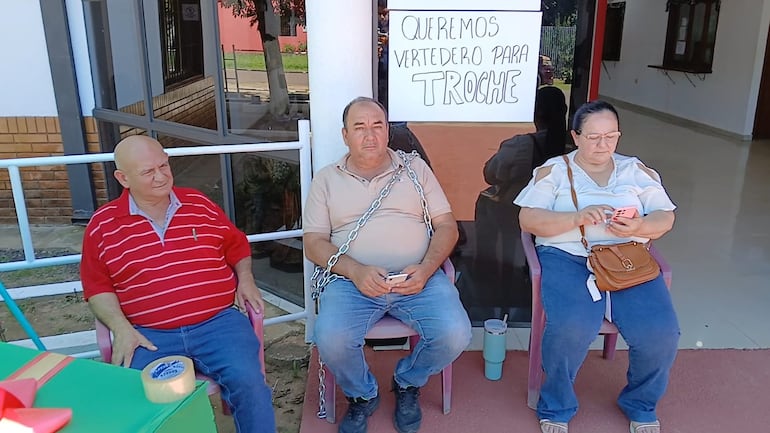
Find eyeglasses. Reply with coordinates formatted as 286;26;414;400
579;131;622;144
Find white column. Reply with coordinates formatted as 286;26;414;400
305;0;374;172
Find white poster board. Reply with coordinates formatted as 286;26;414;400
387;10;542;122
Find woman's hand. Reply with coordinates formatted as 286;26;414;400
574;205;615;227
611;210;675;239
606;215;644;237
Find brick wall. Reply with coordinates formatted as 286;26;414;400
120;76;217;141
0;78;217;225
0;117;107;224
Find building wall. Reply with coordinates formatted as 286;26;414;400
0;117;107;224
0;1;104;224
120;77;218;137
598;0;770;138
217;4;307;52
0;2;57;116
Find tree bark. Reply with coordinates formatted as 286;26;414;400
257;1;290;116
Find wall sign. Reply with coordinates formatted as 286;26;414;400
182;4;199;21
387;9;542;122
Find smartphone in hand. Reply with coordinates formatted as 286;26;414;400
612;206;638;220
385;273;409;284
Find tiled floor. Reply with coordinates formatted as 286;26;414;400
618;108;770;349
300;347;770;433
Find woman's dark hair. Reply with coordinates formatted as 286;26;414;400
533;86;568;158
571;100;620;134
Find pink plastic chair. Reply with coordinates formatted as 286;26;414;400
95;302;266;414
521;231;672;409
322;259;456;423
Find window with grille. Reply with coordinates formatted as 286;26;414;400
602;2;625;61
159;0;204;86
661;0;720;73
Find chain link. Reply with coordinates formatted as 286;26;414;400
403;152;433;238
312;150;432;420
317;355;327;418
310;150;430;302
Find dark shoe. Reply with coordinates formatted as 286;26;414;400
392;378;422;433
339;394;380;433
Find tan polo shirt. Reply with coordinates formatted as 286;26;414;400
304;149;452;273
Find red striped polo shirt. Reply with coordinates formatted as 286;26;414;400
81;187;251;329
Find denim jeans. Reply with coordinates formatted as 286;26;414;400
314;269;472;399
536;246;679;423
131;307;275;433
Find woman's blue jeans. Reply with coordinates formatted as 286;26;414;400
314;269;472;399
131;307;275;433
536;246;679;423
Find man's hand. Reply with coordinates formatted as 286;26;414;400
236;277;266;315
233;257;265;314
350;265;392;298
88;293;155;367
388;263;431;295
111;327;157;367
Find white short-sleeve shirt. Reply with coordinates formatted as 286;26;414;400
514;150;676;257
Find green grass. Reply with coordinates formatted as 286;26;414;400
223;52;308;73
550;78;572;94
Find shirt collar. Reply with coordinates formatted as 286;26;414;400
336;148;401;176
127;190;181;217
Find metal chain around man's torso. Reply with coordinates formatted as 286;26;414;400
313;149;432;420
309;150;432;303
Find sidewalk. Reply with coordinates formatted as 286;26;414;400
0;224;86;254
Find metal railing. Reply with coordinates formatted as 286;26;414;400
540;25;577;80
0;120;313;357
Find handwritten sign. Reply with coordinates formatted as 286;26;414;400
387;10;542;122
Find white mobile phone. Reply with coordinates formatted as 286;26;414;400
385;273;409;284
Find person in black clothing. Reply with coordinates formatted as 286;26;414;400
388;123;432;167
473;86;568;306
377;0;390;110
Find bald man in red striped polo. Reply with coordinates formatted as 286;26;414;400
80;135;276;433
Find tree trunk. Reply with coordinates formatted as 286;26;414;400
257;1;290;117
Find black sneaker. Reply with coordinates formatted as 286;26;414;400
392;378;422;433
339;394;380;433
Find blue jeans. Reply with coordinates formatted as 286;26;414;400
131;307;275;433
536;246;679;423
314;269;472;399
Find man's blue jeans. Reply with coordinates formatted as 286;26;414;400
314;269;472;399
131;307;275;433
536;246;679;423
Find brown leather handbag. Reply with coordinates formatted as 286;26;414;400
563;156;660;291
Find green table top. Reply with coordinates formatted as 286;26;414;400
0;343;216;433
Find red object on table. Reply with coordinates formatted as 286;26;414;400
0;353;74;432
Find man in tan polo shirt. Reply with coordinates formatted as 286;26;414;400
303;97;472;433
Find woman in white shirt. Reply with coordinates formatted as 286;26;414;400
515;100;678;433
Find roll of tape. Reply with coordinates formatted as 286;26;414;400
141;355;196;404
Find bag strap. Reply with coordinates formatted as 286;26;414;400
562;155;590;251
